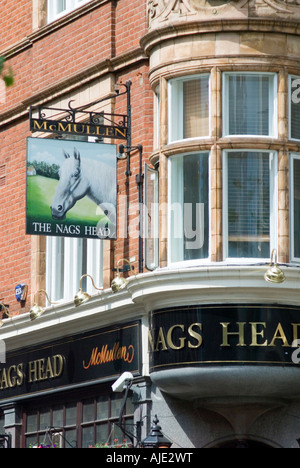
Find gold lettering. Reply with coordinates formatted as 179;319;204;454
57;122;72;133
188;323;202;349
220;322;246;347
33;120;48;131
269;323;290;347
155;328;168;351
167;325;186;350
250;322;268;346
115;128;127;139
53;355;64;378
28;360;38;383
292;323;300;343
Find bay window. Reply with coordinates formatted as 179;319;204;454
223;151;277;260
168;75;210;142
169;152;209;264
223;73;277;137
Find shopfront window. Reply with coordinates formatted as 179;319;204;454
169;152;209;264
168;75;210;142
23;389;134;448
223;150;277;260
223;73;277;137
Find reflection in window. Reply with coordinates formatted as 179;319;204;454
169;152;209;263
224;151;277;259
223;73;276;137
169;75;210;142
291;154;300;261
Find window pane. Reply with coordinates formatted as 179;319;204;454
226;74;274;136
53;406;63;428
293;158;300;258
40;409;50;431
96;423;109;445
111;394;123;418
82;426;94;448
169;75;209;141
227;152;271;258
83;399;95;422
96;396;108;420
66;403;77;426
290;76;300;140
183;77;209;138
57;0;67;13
170;153;209;263
27;411;38;433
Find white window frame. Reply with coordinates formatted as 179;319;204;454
223;72;278;138
168;74;211;143
289;75;300;142
223;149;278;262
168;151;210;267
290;153;300;263
47;0;90;23
46;237;103;303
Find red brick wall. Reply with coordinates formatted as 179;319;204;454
0;0;152;314
0;0;33;51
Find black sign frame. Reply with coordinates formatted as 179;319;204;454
149;304;300;372
0;321;141;402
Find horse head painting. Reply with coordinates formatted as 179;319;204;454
51;148;116;221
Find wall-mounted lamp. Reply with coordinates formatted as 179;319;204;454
111;259;135;293
264;249;285;284
30;290;57;321
0;302;11;328
74;274;103;307
140;415;172;449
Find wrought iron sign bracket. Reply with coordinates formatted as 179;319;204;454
29;80;132;145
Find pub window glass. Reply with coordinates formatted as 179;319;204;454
290;153;300;262
168;74;210;143
223;150;277;260
289;75;300;141
223;73;277;137
169;152;209;264
145;164;159;270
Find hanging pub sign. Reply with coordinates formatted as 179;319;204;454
26;137;117;239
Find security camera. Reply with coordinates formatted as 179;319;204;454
111;372;133;393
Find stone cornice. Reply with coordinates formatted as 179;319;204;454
141;17;300;55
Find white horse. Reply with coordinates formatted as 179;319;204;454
51;148;116;221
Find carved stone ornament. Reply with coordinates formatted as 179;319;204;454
147;0;300;27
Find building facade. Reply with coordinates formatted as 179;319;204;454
1;0;300;448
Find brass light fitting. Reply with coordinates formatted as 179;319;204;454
30;290;57;321
74;274;103;307
264;249;285;284
111;259;135;293
0;302;11;328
